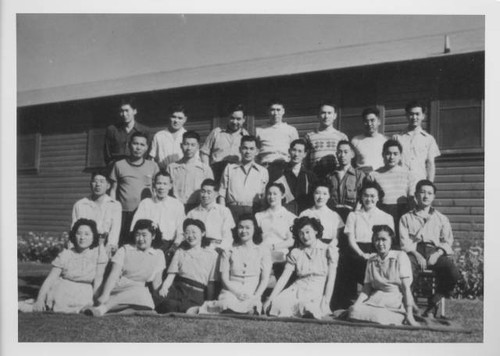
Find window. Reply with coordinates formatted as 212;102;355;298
86;129;106;168
430;99;484;154
18;133;41;172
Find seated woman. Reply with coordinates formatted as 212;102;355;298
198;214;272;314
255;183;296;263
84;219;166;316
156;219;219;314
348;225;418;326
332;180;394;310
262;216;337;319
19;219;108;313
299;184;344;248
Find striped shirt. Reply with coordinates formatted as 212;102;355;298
369;166;413;205
305;127;348;168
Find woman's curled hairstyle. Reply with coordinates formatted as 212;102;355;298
232;213;263;245
291;216;324;244
69;218;99;248
132;219;162;244
371;224;396;247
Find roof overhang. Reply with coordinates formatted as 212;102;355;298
17;28;484;107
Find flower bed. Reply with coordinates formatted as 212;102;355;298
17;232;69;264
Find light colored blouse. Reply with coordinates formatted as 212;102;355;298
255;206;297;251
167;247;219;285
300;206;344;243
344;208;394;243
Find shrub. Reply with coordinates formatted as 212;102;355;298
18;232;69;263
451;240;484;299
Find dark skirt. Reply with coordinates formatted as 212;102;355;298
156;277;205;314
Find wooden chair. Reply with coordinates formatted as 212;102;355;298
413;269;445;318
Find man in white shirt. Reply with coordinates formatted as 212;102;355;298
72;170;122;255
149;105;188;170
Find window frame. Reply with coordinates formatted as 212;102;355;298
17;133;41;173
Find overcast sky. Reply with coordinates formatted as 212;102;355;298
17;14;483;92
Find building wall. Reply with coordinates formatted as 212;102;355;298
18;53;484;246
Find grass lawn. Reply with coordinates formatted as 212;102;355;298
18;262;483;343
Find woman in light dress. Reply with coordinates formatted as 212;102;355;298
85;219;166;316
199;214;272;314
19;219;108;313
348;225;418;326
263;216;337;319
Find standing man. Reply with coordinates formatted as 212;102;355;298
150;105;188;170
351;107;387;174
104;97;151;166
167;131;214;213
305;102;348;179
255;99;299;182
394;101;440;190
72;170;122;255
218;135;269;221
326;140;366;222
200;104;249;185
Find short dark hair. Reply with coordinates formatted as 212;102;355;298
240;135;259;148
227;104;245;116
337;140;355;152
266;182;286;195
361;107;380;118
232;213;263;245
130;131;149;143
267;97;285;108
371;224;396;248
69;218;99;249
91;169;111;183
183;218;206;233
291;216;324;246
120;96;137;110
289;138;309;152
319;102;338;113
312;183;331;194
182;130;201;143
169;104;187;116
132;219;162;245
154;170;172;184
360;179;385;203
382;139;403;154
415;179;436;194
405;101;427;114
201;178;217;189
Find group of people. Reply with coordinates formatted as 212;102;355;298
18;97;460;326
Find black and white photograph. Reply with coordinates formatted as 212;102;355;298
2;0;499;353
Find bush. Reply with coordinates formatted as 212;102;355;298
18;232;69;263
451;240;484;299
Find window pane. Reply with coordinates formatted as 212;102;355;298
438;106;482;150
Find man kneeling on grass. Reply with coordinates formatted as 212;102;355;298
399;179;460;317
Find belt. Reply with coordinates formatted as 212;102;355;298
175;276;206;291
227;202;253;207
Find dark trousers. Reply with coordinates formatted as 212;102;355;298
211;161;230;188
408;243;460;299
331;242;374;310
156;279;205;314
119;211;136;246
379;203;409;248
227;205;254;224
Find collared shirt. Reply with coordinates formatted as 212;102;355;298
369;166;413;205
219;161;269;206
399;208;454;255
72;195;122;246
220;244;272;280
130;196;185;242
255;207;297;252
364;250;413;292
299;206;344;242
200;127;249;164
166;158;214;205
287;240;337;274
104;121;151;165
326;166;366;209
53;247;108;283
256;122;299;164
187;203;235;249
150;127;187;170
167;246;219;284
112;245;166;283
351;133;387;171
305;127;348;168
345;208;395;243
110;159;159;212
394;127;440;183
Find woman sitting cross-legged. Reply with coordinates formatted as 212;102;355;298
84;219;166;316
19;219;108;314
262;216;337;319
347;225;418;326
198;214;272;315
155;218;219;314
